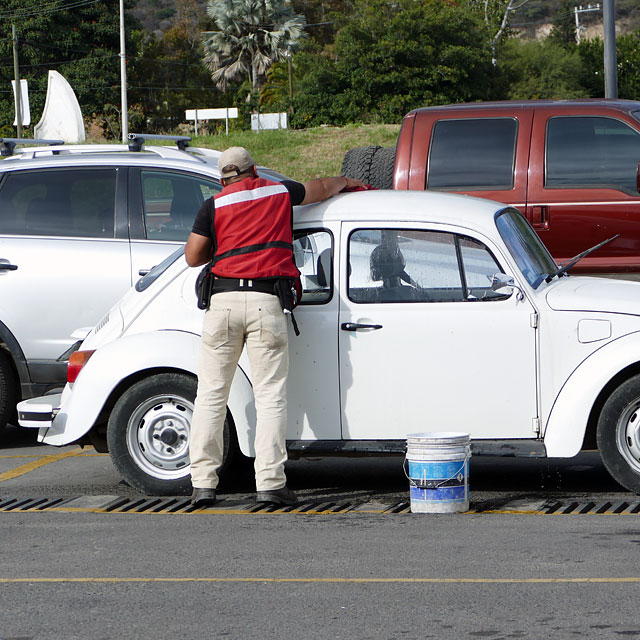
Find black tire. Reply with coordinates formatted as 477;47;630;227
597;374;640;493
0;350;17;433
341;145;381;185
369;146;396;190
107;373;236;496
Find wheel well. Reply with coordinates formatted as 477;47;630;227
584;362;640;450
90;367;198;437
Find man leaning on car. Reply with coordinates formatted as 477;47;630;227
184;147;364;507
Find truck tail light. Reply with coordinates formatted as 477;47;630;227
67;350;96;383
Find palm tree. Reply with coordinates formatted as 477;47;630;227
202;0;306;93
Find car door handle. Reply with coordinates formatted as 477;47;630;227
138;269;150;276
0;263;18;271
341;322;383;331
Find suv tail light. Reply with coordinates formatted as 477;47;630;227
67;350;96;383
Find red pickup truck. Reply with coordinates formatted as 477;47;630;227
342;99;640;276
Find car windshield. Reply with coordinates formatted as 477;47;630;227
632;110;640;126
495;208;558;289
135;247;185;292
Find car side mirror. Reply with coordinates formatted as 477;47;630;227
490;273;524;301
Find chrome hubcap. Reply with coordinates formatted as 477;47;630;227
126;394;192;480
616;399;640;474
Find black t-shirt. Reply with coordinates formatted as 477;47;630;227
191;179;306;238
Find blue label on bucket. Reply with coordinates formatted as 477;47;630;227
410;485;467;502
407;460;467;484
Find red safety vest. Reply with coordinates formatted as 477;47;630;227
211;177;300;280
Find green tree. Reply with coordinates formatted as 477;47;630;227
548;0;577;49
0;0;139;138
129;0;221;134
501;38;585;99
578;31;640;100
202;0;306;93
292;0;498;127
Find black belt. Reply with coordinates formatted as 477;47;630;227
212;277;278;295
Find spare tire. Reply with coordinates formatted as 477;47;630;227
341;145;381;185
369;147;396;190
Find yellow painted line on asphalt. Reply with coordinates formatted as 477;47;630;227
1;577;640;584
0;447;85;482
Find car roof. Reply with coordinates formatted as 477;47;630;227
0;144;284;181
406;98;640;117
295;189;507;237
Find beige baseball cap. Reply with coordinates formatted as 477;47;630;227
218;146;256;178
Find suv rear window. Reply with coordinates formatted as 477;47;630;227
546;116;640;194
427;118;517;191
0;168;116;237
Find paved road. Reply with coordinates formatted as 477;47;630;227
2;425;640;639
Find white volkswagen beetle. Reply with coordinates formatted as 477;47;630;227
17;190;640;496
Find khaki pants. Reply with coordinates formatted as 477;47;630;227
189;291;289;491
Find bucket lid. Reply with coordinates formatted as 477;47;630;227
406;431;470;445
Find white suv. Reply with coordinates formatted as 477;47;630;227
17;189;640;496
0;135;284;433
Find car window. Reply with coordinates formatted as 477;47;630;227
546;116;640;194
0;168;116;237
496;208;557;288
136;247;185;292
348;228;508;303
141;171;221;241
427;118;517;191
293;229;333;304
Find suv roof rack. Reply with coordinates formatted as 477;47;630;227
127;133;191;152
1;137;64;157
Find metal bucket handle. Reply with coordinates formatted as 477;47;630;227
403;455;469;490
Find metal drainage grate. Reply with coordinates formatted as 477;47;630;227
0;496;364;515
2;496;640;515
541;500;640;515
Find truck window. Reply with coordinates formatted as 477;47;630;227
427;118;517;191
546;116;640;195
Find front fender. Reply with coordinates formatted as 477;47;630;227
42;330;258;454
544;331;640;457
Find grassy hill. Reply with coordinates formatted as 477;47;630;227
192;124;401;182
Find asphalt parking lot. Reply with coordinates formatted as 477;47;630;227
4;424;640;639
0;423;634;514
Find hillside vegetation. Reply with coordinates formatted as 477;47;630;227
192;124;401;181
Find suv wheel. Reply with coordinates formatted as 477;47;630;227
597;374;640;494
106;373;236;496
0;351;17;433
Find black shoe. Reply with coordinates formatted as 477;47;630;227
191;488;217;507
256;486;298;505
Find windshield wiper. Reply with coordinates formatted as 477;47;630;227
545;234;620;282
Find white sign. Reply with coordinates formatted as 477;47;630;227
11;79;30;126
251;113;287;131
185;108;238;120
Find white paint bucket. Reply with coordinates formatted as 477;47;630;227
405;432;471;514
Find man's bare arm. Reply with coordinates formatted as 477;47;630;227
301;176;365;205
185;233;213;267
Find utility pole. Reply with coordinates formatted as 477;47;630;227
603;0;618;98
574;5;600;45
119;0;129;141
11;24;22;138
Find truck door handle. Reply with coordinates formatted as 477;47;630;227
341;322;383;331
0;263;18;271
530;206;549;230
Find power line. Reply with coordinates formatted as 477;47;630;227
0;0;102;21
